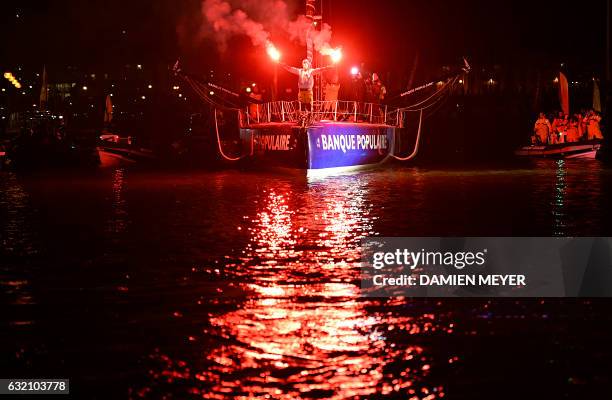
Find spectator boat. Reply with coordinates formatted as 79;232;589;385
515;139;603;159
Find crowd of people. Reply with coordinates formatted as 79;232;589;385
279;58;388;110
342;71;387;104
533;110;604;145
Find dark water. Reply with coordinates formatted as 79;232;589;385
2;160;612;399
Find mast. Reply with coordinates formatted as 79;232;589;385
306;0;316;64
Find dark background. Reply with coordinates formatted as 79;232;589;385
1;0;607;81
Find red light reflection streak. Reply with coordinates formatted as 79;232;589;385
143;182;448;399
106;168;129;235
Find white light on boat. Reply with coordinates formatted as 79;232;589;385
350;66;359;75
266;43;281;62
330;48;343;64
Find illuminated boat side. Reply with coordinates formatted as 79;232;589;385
238;100;401;171
515;140;603;159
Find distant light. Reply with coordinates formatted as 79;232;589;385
59;115;63;119
209;91;214;96
32;104;36;107
178;93;182;98
350;66;359;76
148;84;152;89
172;85;180;90
3;72;10;79
137;64;142;70
110;93;113;97
1;88;5;92
82;86;88;91
246;87;252;93
553;77;559;83
29;85;32;89
141;95;146;100
251;82;256;87
459;79;464;84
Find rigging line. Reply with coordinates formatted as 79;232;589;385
183;76;242;110
185;77;242;110
190;83;242;111
390;109;424;161
398;77;459;112
213;108;248;161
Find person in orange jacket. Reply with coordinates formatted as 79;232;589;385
565;117;581;142
586;111;604;140
534;113;552;144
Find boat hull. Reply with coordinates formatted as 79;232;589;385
515;140;602;159
239;121;396;171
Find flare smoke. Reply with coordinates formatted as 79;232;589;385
201;0;337;56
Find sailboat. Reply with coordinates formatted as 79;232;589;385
515;72;603;159
174;0;468;176
97;94;155;166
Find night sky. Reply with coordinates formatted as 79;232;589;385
0;0;607;78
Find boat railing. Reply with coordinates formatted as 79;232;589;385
239;100;405;128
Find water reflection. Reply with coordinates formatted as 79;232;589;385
552;160;567;236
138;175;450;399
106;168;129;235
0;173;35;310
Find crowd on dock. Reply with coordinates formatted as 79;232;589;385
532;110;603;145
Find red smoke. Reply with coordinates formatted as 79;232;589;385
201;0;338;57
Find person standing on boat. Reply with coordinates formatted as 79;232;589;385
280;59;333;112
586;111;604;140
369;73;387;103
323;69;341;114
566;117;581;143
551;112;569;144
534;113;552;144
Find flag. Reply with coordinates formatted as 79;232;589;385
593;79;602;113
104;94;113;125
39;66;48;110
558;72;569;115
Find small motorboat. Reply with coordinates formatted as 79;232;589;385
515;140;602;159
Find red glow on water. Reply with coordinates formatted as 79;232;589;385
134;182;450;398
